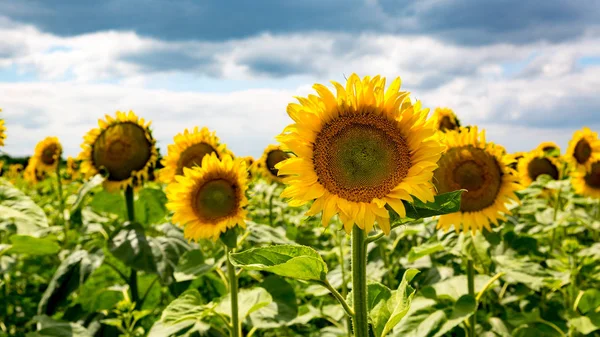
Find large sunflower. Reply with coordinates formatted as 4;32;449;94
33;137;63;172
566;127;600;170
79;111;158;191
572;159;600;198
166;153;248;241
518;150;562;187
276;74;444;234
0;108;5;147
433;127;520;233
432;107;460;132
536;141;560;156
160;127;229;184
258;145;292;184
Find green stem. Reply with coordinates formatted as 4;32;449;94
268;192;275;227
351;225;368;337
125;185;135;222
322;279;355;317
124;186;139;308
227;246;241;337
467;259;476;337
55;164;67;245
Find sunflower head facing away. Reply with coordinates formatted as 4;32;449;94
572;159;600;199
433;127;520;233
33;137;63;172
160;127;230;184
259;144;292;184
536;141;561;157
276;74;444;234
0;108;5;147
566;127;600;170
166;153;248;241
518;150;562;187
432;107;460;132
79;111;158;191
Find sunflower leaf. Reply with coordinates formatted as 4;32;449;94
391;190;463;225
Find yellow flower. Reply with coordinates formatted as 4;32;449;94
572;159;600;198
536;141;560;156
79;111;158;191
276;74;444;234
66;156;81;181
160;127;230;184
518;150;562;187
566;127;600;170
434;127;521;233
33;137;63;172
166;153;248;241
506;151;526;171
24;157;47;184
0;108;5;147
432;107;460;132
258;144;292;184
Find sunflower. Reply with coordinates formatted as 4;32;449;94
506;151;526;171
242;156;255;178
166;153;248;241
572;159;600;198
566;127;600;170
536;141;560;156
33;137;63;172
276;74;444;234
79;111;158;191
432;107;460;132
160;127;229;184
258;145;292;184
433;127;520;233
24;158;46;184
0;108;5;147
66;156;81;180
518;150;562;187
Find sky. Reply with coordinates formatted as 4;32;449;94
1;0;600;158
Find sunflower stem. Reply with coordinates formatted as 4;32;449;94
467;259;476;337
55;163;67;247
268;191;275;227
226;246;241;337
351;225;369;337
125;185;135;222
124;186;139;308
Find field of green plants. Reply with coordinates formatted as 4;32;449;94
0;76;599;337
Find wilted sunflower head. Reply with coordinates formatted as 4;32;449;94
434;127;520;233
0;108;5;147
433;107;460;132
33;137;63;172
160;127;229;184
166;153;248;241
536;141;561;157
79;111;158;191
518;150;562;187
276;73;444;234
566;127;600;171
572;159;600;199
259;145;292;184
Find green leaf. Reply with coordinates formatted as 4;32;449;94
494;255;550;291
0;179;49;234
69;174;104;212
217;287;273;321
27;315;92;337
108;222;156;273
89;190;126;219
230;244;329;281
432;275;491;301
246;221;295;245
148;224;192;284
251;276;299;329
219;226;238;249
135;188;168;226
578;289;600;314
407;243;445;263
160;290;210;325
77;265;124;312
38;250;104;315
431;295;476;337
174;249;214;282
570;312;600;335
391;190;463;224
7;235;60;255
382;269;420;336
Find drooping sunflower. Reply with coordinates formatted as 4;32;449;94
0;108;5;147
572;159;600;198
33;137;63;172
258;145;292;184
160;127;229;184
166;153;248;241
79;111;158;191
433;127;520;233
518;150;562;187
276;74;444;234
566;127;600;170
536;141;560;156
432;107;460;132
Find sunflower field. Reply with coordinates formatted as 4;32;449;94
0;75;599;337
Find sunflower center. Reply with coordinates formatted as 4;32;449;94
195;179;238;221
177;143;218;175
313;113;411;203
41;144;60;165
92;122;152;181
574;139;592;164
527;157;559;181
439;116;457;132
434;147;502;212
266;150;290;177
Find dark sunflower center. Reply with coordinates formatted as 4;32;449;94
92;122;152;181
527;157;559;181
195;179;239;221
574;139;592;164
41;144;60;165
313;113;411;203
434;146;502;212
266;150;290;177
585;162;600;189
439;116;457;132
177;143;218;175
